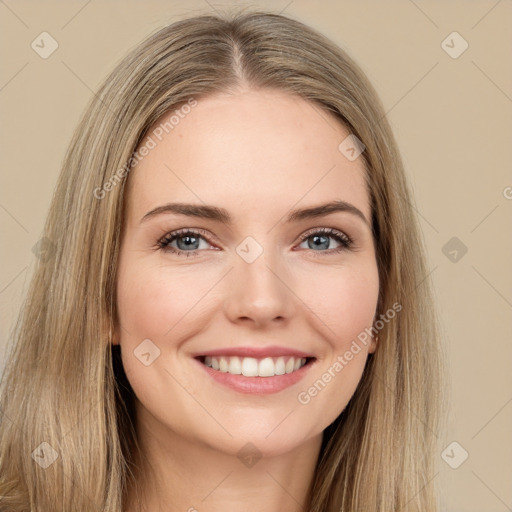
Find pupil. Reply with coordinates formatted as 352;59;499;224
175;234;331;252
310;235;329;250
178;235;198;250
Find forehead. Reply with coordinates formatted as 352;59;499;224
125;89;370;224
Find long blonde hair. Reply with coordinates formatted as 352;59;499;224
0;10;444;511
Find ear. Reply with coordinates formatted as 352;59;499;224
367;334;378;354
110;321;120;346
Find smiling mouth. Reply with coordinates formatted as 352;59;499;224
197;355;314;377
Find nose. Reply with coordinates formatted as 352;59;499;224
223;248;296;328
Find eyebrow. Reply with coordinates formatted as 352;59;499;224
140;200;370;226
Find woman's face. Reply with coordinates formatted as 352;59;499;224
115;88;379;458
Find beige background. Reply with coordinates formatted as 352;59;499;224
1;1;511;510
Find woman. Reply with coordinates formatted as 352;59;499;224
0;10;444;512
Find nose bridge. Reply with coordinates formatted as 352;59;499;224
224;236;295;325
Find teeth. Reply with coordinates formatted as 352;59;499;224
203;356;308;377
219;357;229;373
258;357;274;377
242;357;258;377
228;356;242;375
275;357;286;375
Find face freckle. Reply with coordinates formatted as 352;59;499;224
115;88;379;458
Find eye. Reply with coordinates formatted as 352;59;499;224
157;228;215;257
296;227;352;255
157;227;353;258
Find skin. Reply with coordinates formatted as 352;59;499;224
114;88;380;512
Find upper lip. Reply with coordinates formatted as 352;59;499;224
193;345;315;359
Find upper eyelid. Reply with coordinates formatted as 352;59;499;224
158;228;214;246
160;226;351;248
299;226;350;239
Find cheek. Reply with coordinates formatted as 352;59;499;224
115;260;217;391
294;261;379;429
300;261;380;349
116;261;217;343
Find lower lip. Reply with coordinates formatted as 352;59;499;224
195;358;314;394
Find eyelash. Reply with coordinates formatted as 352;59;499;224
156;227;353;258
